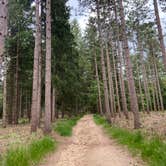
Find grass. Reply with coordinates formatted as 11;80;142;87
93;114;166;166
18;118;29;124
54;116;81;136
2;136;57;166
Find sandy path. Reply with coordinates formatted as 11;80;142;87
42;115;144;166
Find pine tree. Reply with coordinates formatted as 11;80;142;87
44;0;52;134
1;0;8;127
153;0;166;70
96;0;111;121
118;0;140;128
31;0;41;132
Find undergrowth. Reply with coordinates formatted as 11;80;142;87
2;136;56;166
54;116;81;136
93;114;166;166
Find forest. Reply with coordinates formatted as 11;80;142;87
0;0;166;166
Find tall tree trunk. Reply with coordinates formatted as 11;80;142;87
6;63;14;124
54;89;58;119
21;92;24;118
148;64;160;110
1;0;8;127
136;62;145;112
119;0;140;128
117;42;129;119
150;66;157;111
31;0;40;132
12;40;19;124
153;0;166;70
113;0;128;119
112;47;121;116
51;88;55;122
2;74;7;127
28;93;31;122
26;90;28;118
0;0;8;69
36;15;42;127
150;65;160;111
105;43;115;116
19;87;22;118
137;34;150;113
96;0;111;121
44;0;52;134
153;56;164;111
94;53;103;115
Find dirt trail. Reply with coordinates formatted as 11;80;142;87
42;115;144;166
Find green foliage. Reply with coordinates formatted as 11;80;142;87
51;1;82;114
3;147;29;166
5;0;34;120
93;114;166;166
54;117;81;136
29;137;55;164
93;114;106;125
2;137;56;166
18;118;29;124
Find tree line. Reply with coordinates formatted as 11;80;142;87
79;0;166;128
0;0;166;133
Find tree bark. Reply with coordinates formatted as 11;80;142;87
54;90;58;119
96;0;111;121
51;88;55;122
31;0;40;132
153;0;166;70
150;65;160;111
149;65;157;111
44;0;52;134
36;14;42;127
137;34;150;113
112;0;128;119
117;42;129;119
6;63;14;124
12;40;19;124
2;74;7;127
1;0;8;127
152;81;157;111
153;56;164;111
94;53;103;115
112;47;121;116
19;87;22;118
105;43;115;116
136;62;145;112
0;0;8;68
119;0;140;128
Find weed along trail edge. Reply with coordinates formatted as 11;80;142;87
41;115;144;166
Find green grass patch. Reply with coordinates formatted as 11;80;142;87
93;114;166;166
18;118;29;124
2;136;57;166
54;116;81;136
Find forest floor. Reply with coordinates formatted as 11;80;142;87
0;124;43;154
40;115;145;166
0;112;166;165
113;111;166;139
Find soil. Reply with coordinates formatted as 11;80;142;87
40;115;144;166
